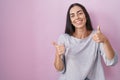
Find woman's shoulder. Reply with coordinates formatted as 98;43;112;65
89;30;96;37
91;30;96;34
57;33;70;45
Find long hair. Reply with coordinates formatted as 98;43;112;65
65;3;93;35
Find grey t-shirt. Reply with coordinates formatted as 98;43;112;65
57;31;118;80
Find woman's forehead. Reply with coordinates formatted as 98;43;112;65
70;6;83;13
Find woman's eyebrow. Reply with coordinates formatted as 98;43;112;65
70;9;82;15
77;10;83;13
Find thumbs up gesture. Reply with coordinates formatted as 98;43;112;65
52;42;65;56
93;25;108;43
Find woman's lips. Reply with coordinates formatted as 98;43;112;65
75;20;83;25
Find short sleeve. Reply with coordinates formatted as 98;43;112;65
57;34;66;45
99;43;118;66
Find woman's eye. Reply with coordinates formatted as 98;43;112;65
78;12;83;15
70;15;74;18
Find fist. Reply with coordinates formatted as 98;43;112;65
52;42;65;55
92;25;108;43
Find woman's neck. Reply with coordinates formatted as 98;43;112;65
73;27;91;39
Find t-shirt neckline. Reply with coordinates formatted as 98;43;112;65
70;31;94;41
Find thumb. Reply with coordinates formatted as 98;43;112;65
52;41;58;47
97;25;101;33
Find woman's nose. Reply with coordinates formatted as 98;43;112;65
75;14;79;19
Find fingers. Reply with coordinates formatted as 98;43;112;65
92;34;101;43
92;25;105;43
93;25;107;43
52;41;65;55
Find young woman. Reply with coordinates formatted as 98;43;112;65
53;3;118;80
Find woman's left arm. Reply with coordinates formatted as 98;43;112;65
93;26;115;60
102;38;115;60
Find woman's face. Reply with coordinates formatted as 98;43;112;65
70;6;86;29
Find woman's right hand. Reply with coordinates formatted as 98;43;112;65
53;42;65;56
52;42;65;71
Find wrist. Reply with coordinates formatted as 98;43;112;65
103;38;109;44
103;37;108;43
56;52;62;57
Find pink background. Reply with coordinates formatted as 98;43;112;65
0;0;120;80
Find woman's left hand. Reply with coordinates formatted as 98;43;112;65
92;25;108;43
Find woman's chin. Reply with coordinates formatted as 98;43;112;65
75;25;85;29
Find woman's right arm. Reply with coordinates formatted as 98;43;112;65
54;53;64;71
53;42;65;71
